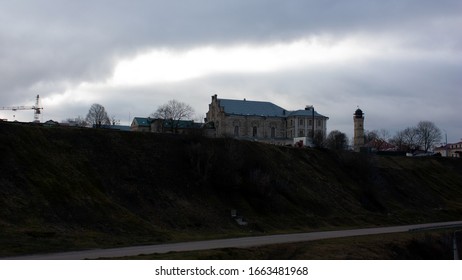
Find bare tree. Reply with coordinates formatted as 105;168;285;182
378;129;391;141
364;129;390;151
364;130;379;144
325;130;349;151
313;130;326;147
416;121;442;152
86;103;111;127
392;122;441;152
151;100;194;133
390;130;407;151
63;116;88;127
110;115;120;125
402;126;420;151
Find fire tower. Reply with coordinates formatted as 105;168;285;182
353;107;365;152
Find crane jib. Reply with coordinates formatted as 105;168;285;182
0;95;43;122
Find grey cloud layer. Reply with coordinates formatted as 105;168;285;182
1;0;461;141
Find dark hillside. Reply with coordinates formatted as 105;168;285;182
1;122;462;256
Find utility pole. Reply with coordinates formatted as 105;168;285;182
306;105;314;138
312;105;315;139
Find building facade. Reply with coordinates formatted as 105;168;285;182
131;117;203;134
131;117;151;132
205;95;328;144
434;141;462;157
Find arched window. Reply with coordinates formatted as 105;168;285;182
271;127;276;138
252;126;257;137
234;126;239;136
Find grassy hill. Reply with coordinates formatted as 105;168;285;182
1;122;462;257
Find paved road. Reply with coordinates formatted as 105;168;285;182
4;220;462;260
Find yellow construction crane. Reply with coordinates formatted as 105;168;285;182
0;95;43;122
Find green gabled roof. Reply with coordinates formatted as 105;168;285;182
218;98;328;119
218;98;287;117
132;117;151;127
287;109;328;119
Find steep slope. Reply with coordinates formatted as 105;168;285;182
1;122;462;256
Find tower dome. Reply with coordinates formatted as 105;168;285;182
354;108;363;118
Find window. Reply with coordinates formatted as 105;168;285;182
317;120;321;127
299;119;304;126
252;126;257;137
299;130;304;137
234;126;239;137
308;119;312;126
271;127;276;138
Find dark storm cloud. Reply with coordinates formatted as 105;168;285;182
170;47;461;141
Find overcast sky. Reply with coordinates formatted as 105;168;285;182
1;0;461;142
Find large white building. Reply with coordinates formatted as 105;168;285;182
205;95;329;144
434;141;462;157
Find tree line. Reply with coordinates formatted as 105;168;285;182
324;121;442;152
65;101;442;153
64;103;117;128
64;100;194;130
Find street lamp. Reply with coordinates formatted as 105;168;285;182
443;129;448;157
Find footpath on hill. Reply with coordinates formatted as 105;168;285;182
4;220;462;260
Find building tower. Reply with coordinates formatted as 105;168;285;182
353;107;365;152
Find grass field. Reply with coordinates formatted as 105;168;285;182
1;122;462;258
103;229;461;260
